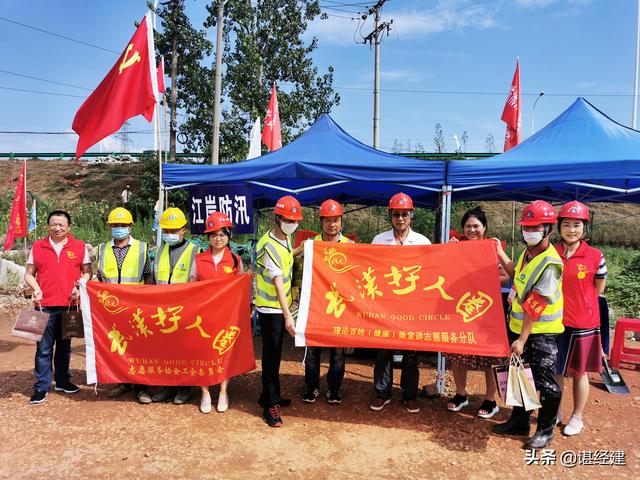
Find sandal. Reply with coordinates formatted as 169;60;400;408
447;394;469;412
477;400;499;419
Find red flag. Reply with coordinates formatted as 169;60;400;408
72;12;158;160
157;56;166;94
501;59;521;152
4;161;27;251
262;84;282;151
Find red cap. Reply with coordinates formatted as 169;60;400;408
388;192;414;211
518;200;557;226
558;201;590;223
204;211;233;233
274;195;303;221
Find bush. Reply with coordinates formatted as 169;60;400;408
604;250;640;319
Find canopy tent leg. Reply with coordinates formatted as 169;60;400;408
436;185;452;395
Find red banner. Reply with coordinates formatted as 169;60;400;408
79;276;255;386
295;240;509;357
501;59;521;152
3;161;27;251
262;83;282;151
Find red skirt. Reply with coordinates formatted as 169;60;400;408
557;326;603;376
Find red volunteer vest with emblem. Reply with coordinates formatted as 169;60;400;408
32;234;86;307
555;241;602;329
195;247;240;280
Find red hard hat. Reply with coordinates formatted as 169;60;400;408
518;200;557;226
388;192;414;211
558;201;590;223
274;195;303;221
319;199;344;218
204;211;233;233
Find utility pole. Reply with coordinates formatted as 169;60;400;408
164;0;182;163
633;0;640;129
211;0;227;165
362;0;392;149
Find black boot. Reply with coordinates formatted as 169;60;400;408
526;394;562;449
492;406;531;435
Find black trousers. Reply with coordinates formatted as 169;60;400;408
259;312;286;407
304;347;345;390
373;349;419;401
508;330;561;397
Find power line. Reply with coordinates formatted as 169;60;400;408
0;15;119;55
0;86;85;98
334;86;637;98
0;69;92;91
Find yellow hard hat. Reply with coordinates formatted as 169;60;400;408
107;207;134;225
159;207;187;229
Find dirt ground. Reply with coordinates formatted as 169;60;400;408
1;298;639;480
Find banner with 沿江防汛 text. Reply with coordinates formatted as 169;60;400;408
79;275;255;386
189;184;253;234
295;240;509;357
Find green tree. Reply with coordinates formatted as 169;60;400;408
433;122;445;153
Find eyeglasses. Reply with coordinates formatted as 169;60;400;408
391;212;410;218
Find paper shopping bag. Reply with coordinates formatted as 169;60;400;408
12;306;49;342
492;362;509;403
61;304;84;339
505;355;523;407
515;356;541;411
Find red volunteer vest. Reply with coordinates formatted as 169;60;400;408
195;247;240;280
555;241;602;329
32;234;86;307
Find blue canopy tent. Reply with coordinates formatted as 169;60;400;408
447;98;640;205
162;114;446;208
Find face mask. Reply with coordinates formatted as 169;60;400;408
280;221;298;236
522;230;544;246
111;227;130;240
162;233;180;246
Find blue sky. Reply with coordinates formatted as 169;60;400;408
0;0;637;154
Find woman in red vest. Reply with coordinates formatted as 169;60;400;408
554;201;607;436
192;211;243;414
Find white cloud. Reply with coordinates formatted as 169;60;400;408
576;81;597;89
308;1;499;47
514;0;594;8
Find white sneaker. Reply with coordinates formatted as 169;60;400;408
563;415;583;436
217;393;229;413
200;393;212;414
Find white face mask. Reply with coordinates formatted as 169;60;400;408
522;230;544;246
280;221;298;236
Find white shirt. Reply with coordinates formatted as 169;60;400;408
371;228;431;246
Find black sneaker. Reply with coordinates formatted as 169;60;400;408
263;405;283;427
54;382;79;394
326;388;342;405
302;387;320;403
30;390;47;404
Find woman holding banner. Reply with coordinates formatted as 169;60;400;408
446;207;510;419
554;201;607;436
191;211;243;414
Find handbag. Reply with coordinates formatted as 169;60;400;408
61;303;84;339
492;362;509;403
514;355;542;411
12;304;50;342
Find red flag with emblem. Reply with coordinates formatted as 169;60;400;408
262;83;282;151
501;59;521;152
4;161;27;251
72;12;158;160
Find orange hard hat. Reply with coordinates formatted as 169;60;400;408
388;192;414;211
319;199;344;218
274;195;303;221
558;201;590;223
518;200;557;226
204;211;233;233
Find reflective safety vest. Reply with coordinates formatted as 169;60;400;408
510;244;564;335
98;239;147;284
153;241;199;284
255;232;293;309
313;233;353;243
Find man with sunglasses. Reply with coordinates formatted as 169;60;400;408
369;193;431;414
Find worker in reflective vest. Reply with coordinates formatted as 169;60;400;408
301;199;352;406
150;207;199;405
99;207;152;403
255;195;303;427
493;200;564;450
